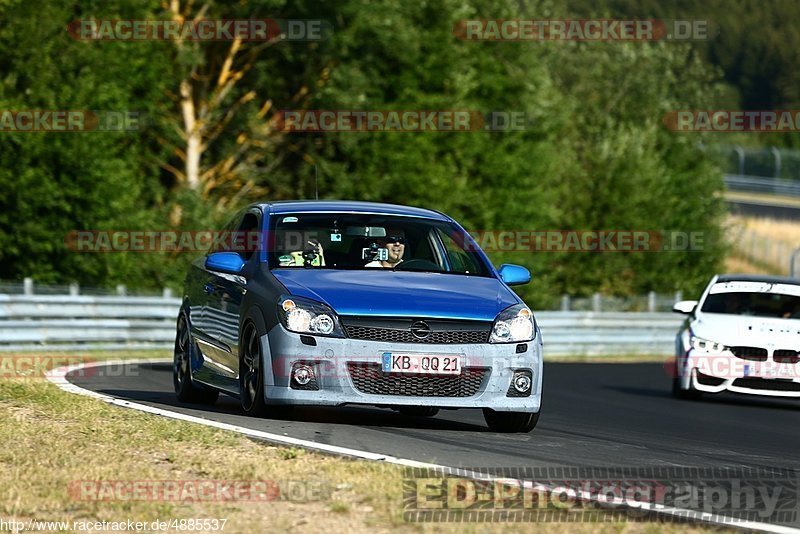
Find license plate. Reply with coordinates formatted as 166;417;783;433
381;352;461;375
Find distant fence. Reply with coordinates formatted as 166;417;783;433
708;144;800;181
0;280;685;356
724;173;800;197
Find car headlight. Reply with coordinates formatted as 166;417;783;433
278;296;344;337
690;335;728;355
490;304;535;343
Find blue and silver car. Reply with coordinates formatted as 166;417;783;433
174;201;542;432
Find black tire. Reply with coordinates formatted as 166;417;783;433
239;319;293;418
672;375;703;400
397;407;439;417
240;321;269;417
483;409;539;433
174;314;219;405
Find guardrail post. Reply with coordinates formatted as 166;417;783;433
772;146;782;178
560;295;570;311
69;283;79;296
647;291;656;312
23;277;33;295
791;247;800;278
163;287;173;299
734;145;745;175
674;290;682;304
592;293;601;312
116;284;127;296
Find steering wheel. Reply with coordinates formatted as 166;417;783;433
394;259;441;271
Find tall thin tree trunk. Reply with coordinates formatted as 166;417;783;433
180;78;201;190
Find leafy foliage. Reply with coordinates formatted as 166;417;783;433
0;0;745;305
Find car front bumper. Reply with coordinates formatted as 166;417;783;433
259;324;543;412
683;352;800;397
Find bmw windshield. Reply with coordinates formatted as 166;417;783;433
268;213;490;276
700;281;800;319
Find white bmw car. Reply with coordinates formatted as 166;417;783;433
672;274;800;399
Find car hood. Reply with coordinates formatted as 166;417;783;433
271;269;520;321
692;313;800;347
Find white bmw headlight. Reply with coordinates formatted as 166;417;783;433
279;296;343;337
490;304;535;343
690;335;728;355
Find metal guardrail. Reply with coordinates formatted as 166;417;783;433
0;294;181;351
725;173;800;196
537;311;681;356
0;294;682;356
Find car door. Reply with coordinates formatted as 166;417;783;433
203;209;261;386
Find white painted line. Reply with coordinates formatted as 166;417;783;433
46;359;800;534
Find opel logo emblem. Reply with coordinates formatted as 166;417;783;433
410;321;431;340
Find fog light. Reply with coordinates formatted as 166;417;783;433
507;369;533;397
513;374;531;393
292;364;314;385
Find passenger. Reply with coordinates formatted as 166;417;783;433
365;231;406;268
279;237;325;267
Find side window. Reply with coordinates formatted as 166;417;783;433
236;212;260;261
436;228;483;274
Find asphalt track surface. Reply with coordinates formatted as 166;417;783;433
68;361;800;469
66;361;800;529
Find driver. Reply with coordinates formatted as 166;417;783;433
365;230;405;268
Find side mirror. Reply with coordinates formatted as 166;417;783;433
205;252;245;275
672;300;698;315
498;264;531;286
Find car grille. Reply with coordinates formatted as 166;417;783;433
732;377;800;392
344;325;489;344
730;346;768;361
773;350;800;364
340;317;491;345
346;363;488;397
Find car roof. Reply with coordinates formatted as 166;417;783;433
255;200;451;222
715;273;800;285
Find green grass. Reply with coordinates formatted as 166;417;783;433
0;351;721;533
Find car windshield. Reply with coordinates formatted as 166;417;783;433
701;281;800;319
268;213;489;276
